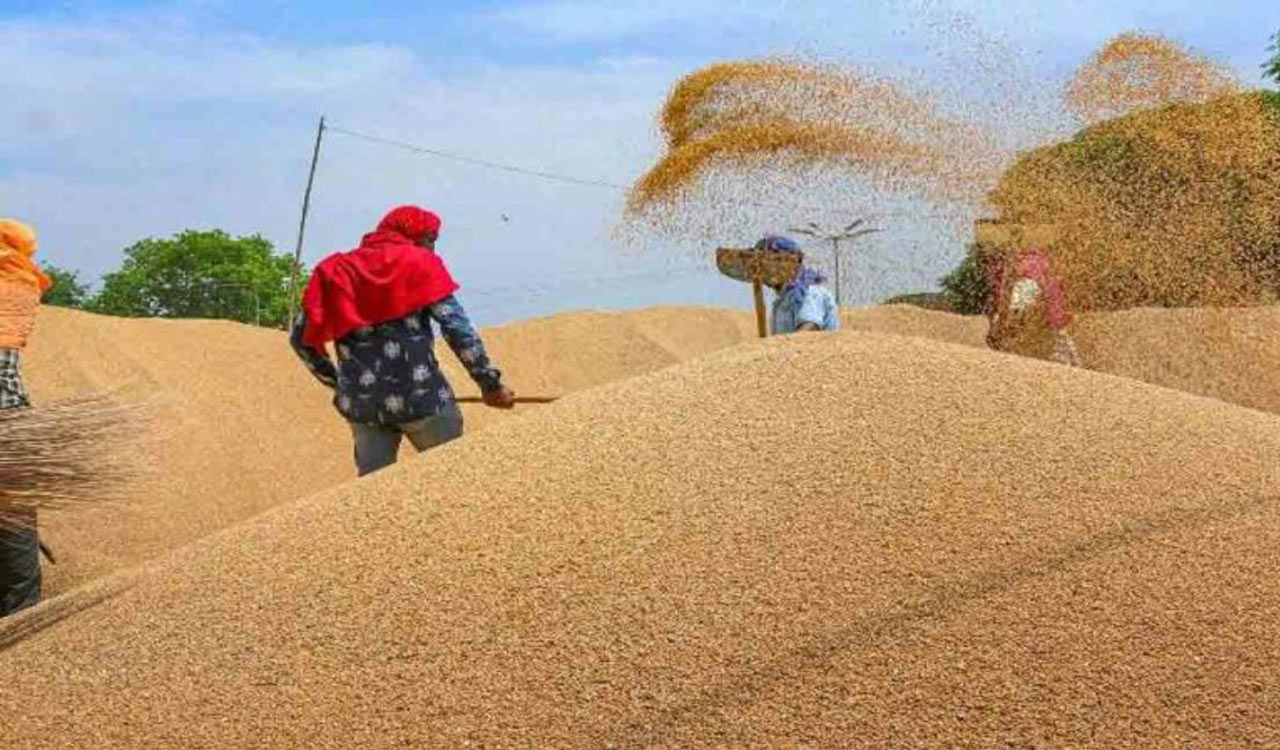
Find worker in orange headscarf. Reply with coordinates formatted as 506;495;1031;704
0;218;52;617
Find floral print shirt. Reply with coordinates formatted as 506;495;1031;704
290;295;502;426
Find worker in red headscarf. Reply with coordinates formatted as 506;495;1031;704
291;206;515;476
983;246;1082;367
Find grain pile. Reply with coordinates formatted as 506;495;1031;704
23;301;1280;603
5;331;1280;747
843;303;987;348
19;305;757;597
1073;305;1280;415
852;303;1280;416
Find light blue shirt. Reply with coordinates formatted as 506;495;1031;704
771;284;840;335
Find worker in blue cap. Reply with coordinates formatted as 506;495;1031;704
754;235;840;334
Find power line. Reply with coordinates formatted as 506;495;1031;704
326;125;631;192
461;265;718;309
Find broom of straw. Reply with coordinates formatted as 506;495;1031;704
0;392;152;533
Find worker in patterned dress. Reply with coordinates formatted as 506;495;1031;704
0;218;52;617
291;205;515;477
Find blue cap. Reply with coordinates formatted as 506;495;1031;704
754;235;800;252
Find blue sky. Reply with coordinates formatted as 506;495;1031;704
3;1;1277;324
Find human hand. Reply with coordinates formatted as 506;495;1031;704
482;385;516;409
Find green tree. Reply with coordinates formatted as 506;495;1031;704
40;265;92;309
938;244;990;315
90;230;303;328
1266;31;1280;85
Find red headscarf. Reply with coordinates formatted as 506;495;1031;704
984;247;1071;331
1015;249;1070;330
301;206;458;349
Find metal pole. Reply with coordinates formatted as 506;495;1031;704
288;115;326;326
832;238;842;307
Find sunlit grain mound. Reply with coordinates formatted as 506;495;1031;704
990;92;1280;310
22;307;352;597
850;304;1280;416
21;305;756;597
1065;32;1240;125
1074;305;1280;415
844;303;987;348
5;332;1280;747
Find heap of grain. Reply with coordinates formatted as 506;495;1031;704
20;305;758;597
4;331;1280;747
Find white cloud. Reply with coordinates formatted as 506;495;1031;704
483;0;782;43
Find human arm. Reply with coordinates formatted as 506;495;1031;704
426;296;514;408
289;313;339;389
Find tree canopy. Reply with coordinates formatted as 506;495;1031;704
1265;31;1280;85
90;230;302;328
40;265;92;309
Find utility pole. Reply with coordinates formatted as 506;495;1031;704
787;218;882;307
288;116;326;326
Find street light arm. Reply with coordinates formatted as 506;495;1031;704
835;228;883;241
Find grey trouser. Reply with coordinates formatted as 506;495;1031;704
349;404;464;477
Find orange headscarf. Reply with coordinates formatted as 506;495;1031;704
0;219;52;292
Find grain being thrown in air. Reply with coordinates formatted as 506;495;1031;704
623;58;1003;246
990;90;1280;312
1064;32;1240;125
623;31;1279;332
4;331;1280;747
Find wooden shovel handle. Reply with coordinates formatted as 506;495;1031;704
455;396;560;404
